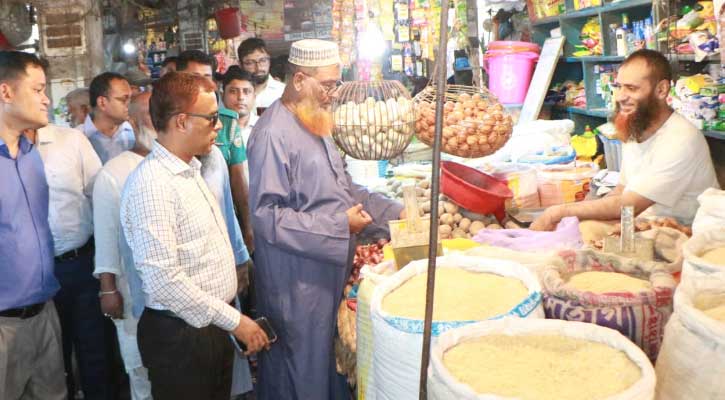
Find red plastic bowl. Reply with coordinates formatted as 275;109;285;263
440;161;513;223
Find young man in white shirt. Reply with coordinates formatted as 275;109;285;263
120;72;268;400
22;124;107;399
532;49;720;230
237;38;285;114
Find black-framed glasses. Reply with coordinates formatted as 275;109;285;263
242;57;271;68
178;111;219;127
300;72;342;95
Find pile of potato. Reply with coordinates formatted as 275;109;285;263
383;178;503;239
414;91;513;158
332;96;416;159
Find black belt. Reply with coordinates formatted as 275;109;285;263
55;237;94;263
0;302;46;319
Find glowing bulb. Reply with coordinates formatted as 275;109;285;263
123;42;136;55
358;24;386;61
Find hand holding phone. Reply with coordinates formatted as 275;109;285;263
231;316;274;356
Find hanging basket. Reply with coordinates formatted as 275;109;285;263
332;80;416;160
413;84;513;158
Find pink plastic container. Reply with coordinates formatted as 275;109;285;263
487;40;542;53
484;50;539;104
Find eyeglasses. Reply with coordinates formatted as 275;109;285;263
177;111;219;127
300;72;342;95
242;57;271;68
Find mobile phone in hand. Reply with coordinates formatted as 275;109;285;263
230;316;277;354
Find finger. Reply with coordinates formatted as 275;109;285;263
353;203;363;212
360;210;372;220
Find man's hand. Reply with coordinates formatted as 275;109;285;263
232;315;270;356
347;204;373;234
100;291;124;319
243;228;255;255
530;205;564;232
236;261;251;297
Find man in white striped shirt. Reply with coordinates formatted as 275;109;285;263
120;72;269;400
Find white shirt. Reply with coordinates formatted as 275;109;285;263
35;125;102;255
254;78;285;110
120;142;239;330
620;112;720;224
240;114;259;184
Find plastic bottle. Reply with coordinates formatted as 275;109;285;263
609;24;619;55
622;14;635;54
645;18;656;50
616;24;628;56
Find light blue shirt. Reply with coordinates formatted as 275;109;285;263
79;114;135;164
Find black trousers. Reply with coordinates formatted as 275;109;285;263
138;308;234;400
53;251;111;400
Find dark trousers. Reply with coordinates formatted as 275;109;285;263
53;251;110;400
138;308;234;400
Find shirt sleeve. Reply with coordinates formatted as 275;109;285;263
624;135;700;209
222;163;250;265
248;129;350;267
93;170;123;277
122;182;241;331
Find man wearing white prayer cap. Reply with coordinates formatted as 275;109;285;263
247;39;404;399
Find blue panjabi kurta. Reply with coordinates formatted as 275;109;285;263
248;100;403;400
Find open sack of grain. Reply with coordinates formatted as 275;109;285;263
370;255;544;400
692;188;725;235
428;318;656;400
356;261;396;400
464;245;564;282
681;228;725;286
655;280;725;400
542;249;677;360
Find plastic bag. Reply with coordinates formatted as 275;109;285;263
692;188;725;235
542;249;677;360
655;280;725;399
428;318;656;400
473;216;583;252
371;255;544;400
489;119;574;162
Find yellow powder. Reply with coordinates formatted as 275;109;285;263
443;334;642;400
567;271;651;294
702;247;725;266
382;268;528;321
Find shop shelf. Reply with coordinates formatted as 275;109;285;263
704;130;725;140
564;55;625;62
531;16;561;26
553;106;610;118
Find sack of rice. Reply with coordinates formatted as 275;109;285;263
464;244;564;282
681;228;725;287
356;262;396;400
542;249;676;360
371;254;544;400
692;188;725;235
655;281;725;399
428;318;656;400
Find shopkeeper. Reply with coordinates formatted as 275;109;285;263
531;50;720;231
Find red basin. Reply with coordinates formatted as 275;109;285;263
440;161;513;223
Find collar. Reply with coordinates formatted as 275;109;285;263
83;114;133;139
248;114;259;127
151;141;201;176
219;105;239;120
0;134;34;158
36;125;57;145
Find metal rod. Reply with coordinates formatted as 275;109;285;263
418;0;449;398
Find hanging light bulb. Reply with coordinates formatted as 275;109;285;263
358;23;386;61
122;40;136;55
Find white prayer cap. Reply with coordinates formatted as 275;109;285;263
288;39;341;68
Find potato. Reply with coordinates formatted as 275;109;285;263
469;221;486;235
504;221;520;229
415;187;425;197
487;223;503;230
438;225;453;236
459;218;472;232
440;213;454;225
453;213;463;223
419;180;431;189
443;202;459;214
420;201;431;213
452;229;467;239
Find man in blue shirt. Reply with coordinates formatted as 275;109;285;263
0;50;66;400
79;72;136;164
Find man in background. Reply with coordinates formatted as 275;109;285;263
79;72;135;164
159;56;177;78
237;38;284;113
66;87;91;127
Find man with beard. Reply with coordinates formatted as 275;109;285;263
247;39;404;400
92;92;156;400
237;38;285;114
120;73;268;400
80;72;135;164
532;50;719;231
